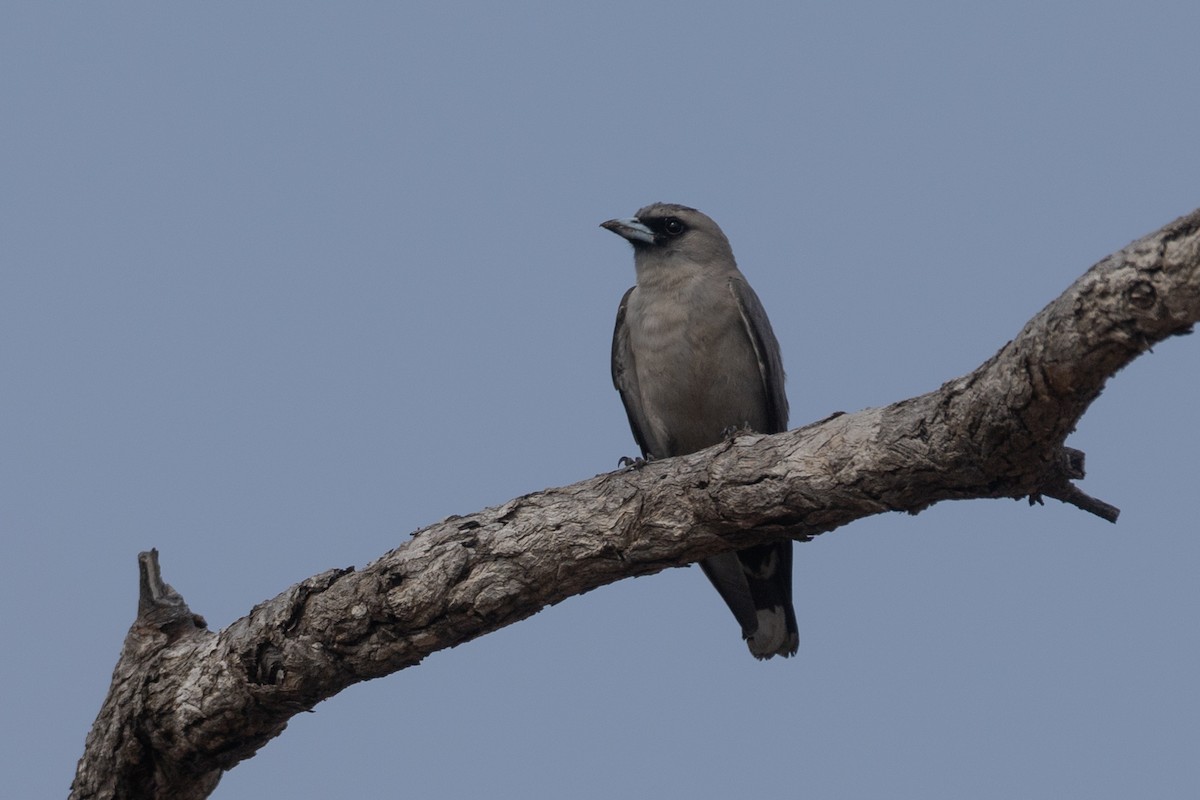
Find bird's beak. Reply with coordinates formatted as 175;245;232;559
601;217;656;245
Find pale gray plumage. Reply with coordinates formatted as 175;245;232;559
603;202;799;659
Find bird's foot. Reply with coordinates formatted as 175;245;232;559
720;422;754;441
618;455;651;470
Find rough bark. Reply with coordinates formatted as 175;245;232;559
71;209;1200;799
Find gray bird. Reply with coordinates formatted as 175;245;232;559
602;202;799;659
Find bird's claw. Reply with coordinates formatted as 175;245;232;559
721;422;753;441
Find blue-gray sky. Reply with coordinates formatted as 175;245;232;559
3;4;1198;798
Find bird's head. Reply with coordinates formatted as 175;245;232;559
601;203;737;276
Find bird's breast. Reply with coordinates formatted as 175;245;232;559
626;280;769;456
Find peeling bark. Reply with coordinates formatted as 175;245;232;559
70;209;1200;799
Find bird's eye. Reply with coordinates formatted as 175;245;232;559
663;218;685;236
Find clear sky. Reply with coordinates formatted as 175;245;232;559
3;3;1198;798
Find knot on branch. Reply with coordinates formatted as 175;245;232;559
1126;280;1157;310
1028;447;1120;523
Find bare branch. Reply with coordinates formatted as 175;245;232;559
71;208;1200;799
1027;447;1121;523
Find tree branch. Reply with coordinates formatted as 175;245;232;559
71;208;1200;799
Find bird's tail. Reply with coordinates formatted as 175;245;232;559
700;542;798;660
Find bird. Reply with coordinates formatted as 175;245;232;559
601;202;798;659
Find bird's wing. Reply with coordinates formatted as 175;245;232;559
728;276;789;433
699;553;761;635
724;276;798;658
611;286;654;458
